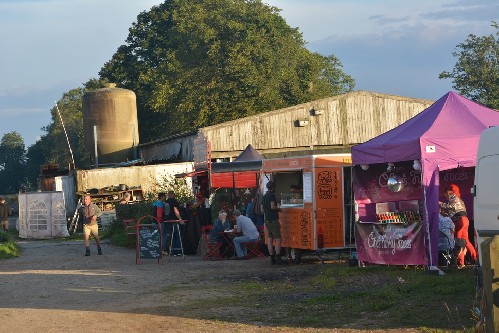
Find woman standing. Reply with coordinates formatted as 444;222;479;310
439;184;477;268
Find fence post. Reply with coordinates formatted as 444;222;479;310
481;235;499;333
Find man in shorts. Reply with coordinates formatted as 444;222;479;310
261;181;287;265
79;195;102;256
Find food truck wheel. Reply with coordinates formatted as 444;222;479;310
289;248;303;264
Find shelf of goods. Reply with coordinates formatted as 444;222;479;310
83;188;144;211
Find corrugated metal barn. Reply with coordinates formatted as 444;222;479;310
138;90;433;161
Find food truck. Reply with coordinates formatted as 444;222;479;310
261;154;353;263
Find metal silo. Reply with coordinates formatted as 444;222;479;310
82;83;139;165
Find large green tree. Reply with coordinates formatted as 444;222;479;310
99;0;355;142
439;22;499;109
0;132;27;193
25;79;106;185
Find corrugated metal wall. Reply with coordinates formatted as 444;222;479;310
54;175;76;214
200;91;433;158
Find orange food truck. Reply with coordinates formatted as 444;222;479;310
261;154;353;263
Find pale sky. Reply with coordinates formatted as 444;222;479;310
0;0;497;146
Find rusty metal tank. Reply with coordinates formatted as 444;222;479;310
82;83;139;165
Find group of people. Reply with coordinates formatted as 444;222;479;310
438;184;478;268
153;191;184;256
79;190;185;257
208;180;287;265
75;180;479;268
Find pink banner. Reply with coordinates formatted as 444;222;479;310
439;167;475;217
353;162;422;204
355;221;427;265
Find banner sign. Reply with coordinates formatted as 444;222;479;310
353;162;422;204
354;221;427;265
439;167;475;217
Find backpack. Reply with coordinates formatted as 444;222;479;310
163;202;171;218
153;202;171;220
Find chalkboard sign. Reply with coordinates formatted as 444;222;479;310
138;228;161;259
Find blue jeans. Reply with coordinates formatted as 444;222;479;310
233;235;259;258
161;222;168;251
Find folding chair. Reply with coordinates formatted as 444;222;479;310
243;226;266;259
438;230;455;266
201;225;223;261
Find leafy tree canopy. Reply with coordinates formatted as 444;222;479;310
99;0;355;142
0;132;27;193
25;79;108;186
439;22;499;109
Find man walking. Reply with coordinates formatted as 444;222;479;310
232;209;260;259
261;181;286;265
79;195;102;256
0;197;9;231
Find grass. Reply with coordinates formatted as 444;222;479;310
0;229;20;258
152;259;479;332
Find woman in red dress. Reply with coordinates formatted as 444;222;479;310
439;184;477;268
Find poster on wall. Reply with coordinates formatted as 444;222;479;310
353;162;422;204
302;172;312;202
355;221;427;265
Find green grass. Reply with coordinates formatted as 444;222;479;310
154;261;478;332
0;229;20;258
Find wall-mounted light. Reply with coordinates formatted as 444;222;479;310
311;108;324;116
413;160;421;171
295;120;309;127
360;164;369;170
387;162;395;172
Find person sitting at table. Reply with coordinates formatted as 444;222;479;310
209;210;232;258
232;209;260;260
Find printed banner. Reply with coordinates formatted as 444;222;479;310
280;208;314;250
315;167;345;248
354;221;427;265
353;162;422;204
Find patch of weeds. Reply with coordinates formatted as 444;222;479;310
310;270;337;289
240;281;266;292
0;240;20;258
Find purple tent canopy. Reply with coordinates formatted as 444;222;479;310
352;91;499;266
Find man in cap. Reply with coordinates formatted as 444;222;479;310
261;180;287;265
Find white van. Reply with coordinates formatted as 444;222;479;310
472;126;499;265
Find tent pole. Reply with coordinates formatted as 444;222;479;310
421;161;434;268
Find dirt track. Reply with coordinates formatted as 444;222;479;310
0;239;419;333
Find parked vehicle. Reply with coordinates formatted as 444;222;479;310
472;126;499;266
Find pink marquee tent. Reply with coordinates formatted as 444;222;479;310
352;91;499;266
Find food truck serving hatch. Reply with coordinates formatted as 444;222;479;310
261;154;352;263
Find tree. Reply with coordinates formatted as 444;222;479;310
99;0;355;142
0;132;27;193
439;22;499;109
25;79;108;186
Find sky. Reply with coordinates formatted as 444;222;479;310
0;0;497;147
